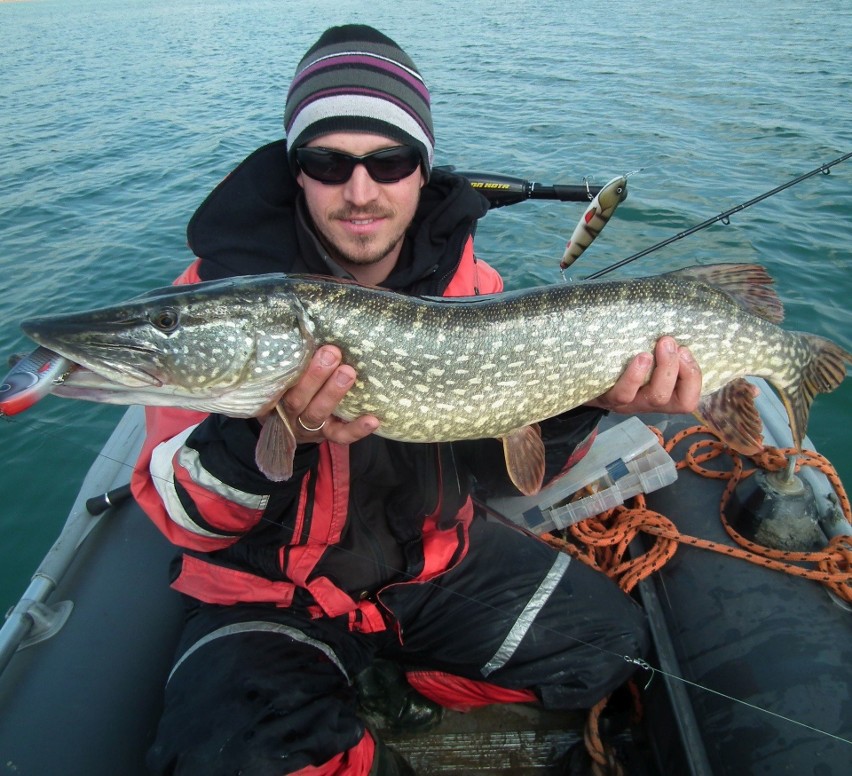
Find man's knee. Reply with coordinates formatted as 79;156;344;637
147;625;365;775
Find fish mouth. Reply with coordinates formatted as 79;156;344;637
60;344;161;388
67;341;165;388
21;331;163;389
21;312;167;388
55;365;154;394
49;365;196;409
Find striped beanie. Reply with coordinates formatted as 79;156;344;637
284;25;434;177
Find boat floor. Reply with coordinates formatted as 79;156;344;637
372;703;587;774
368;699;650;775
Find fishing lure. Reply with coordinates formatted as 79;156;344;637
0;346;74;416
559;175;628;270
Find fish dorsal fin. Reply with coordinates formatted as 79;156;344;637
666;264;784;324
694;377;764;454
255;403;297;481
500;424;545;496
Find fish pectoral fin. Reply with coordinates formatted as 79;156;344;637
694;378;764;454
255;403;297;481
501;424;545;497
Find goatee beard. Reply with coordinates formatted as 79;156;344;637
323;207;405;267
327;233;405;267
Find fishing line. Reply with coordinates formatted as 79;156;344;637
1;409;124;454
585;150;852;280
5;409;850;748
646;668;852;746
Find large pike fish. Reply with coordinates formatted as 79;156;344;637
13;264;851;495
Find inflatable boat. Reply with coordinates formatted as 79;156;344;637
1;380;849;775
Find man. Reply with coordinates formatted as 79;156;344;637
135;24;702;776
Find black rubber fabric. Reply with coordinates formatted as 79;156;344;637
146;621;372;776
354;659;444;732
147;518;649;775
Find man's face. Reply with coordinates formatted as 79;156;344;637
296;132;425;278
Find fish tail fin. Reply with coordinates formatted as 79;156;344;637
695;377;765;454
774;334;852;448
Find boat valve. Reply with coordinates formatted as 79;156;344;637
727;453;825;552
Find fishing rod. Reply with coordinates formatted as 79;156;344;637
585;151;852;280
86;483;133;515
437;168;603;207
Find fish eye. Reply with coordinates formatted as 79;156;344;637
150;307;180;333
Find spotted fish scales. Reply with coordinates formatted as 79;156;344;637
287;270;810;443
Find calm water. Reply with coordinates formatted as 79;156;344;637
0;0;850;611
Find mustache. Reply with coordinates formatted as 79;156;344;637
330;207;395;221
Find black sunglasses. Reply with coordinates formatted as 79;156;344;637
295;146;422;185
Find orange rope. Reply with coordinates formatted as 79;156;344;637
543;424;852;601
542;423;852;770
583;695;625;775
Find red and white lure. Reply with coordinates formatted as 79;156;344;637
0;346;74;416
559;175;628;270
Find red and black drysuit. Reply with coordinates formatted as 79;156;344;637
136;140;649;776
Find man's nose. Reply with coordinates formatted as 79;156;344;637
342;163;381;206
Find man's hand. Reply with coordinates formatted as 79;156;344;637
587;336;703;415
281;345;380;444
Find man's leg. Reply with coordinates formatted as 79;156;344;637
146;604;392;776
380;517;650;711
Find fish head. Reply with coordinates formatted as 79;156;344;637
20;277;315;416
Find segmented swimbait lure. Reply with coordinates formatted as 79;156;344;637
559;175;628;270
